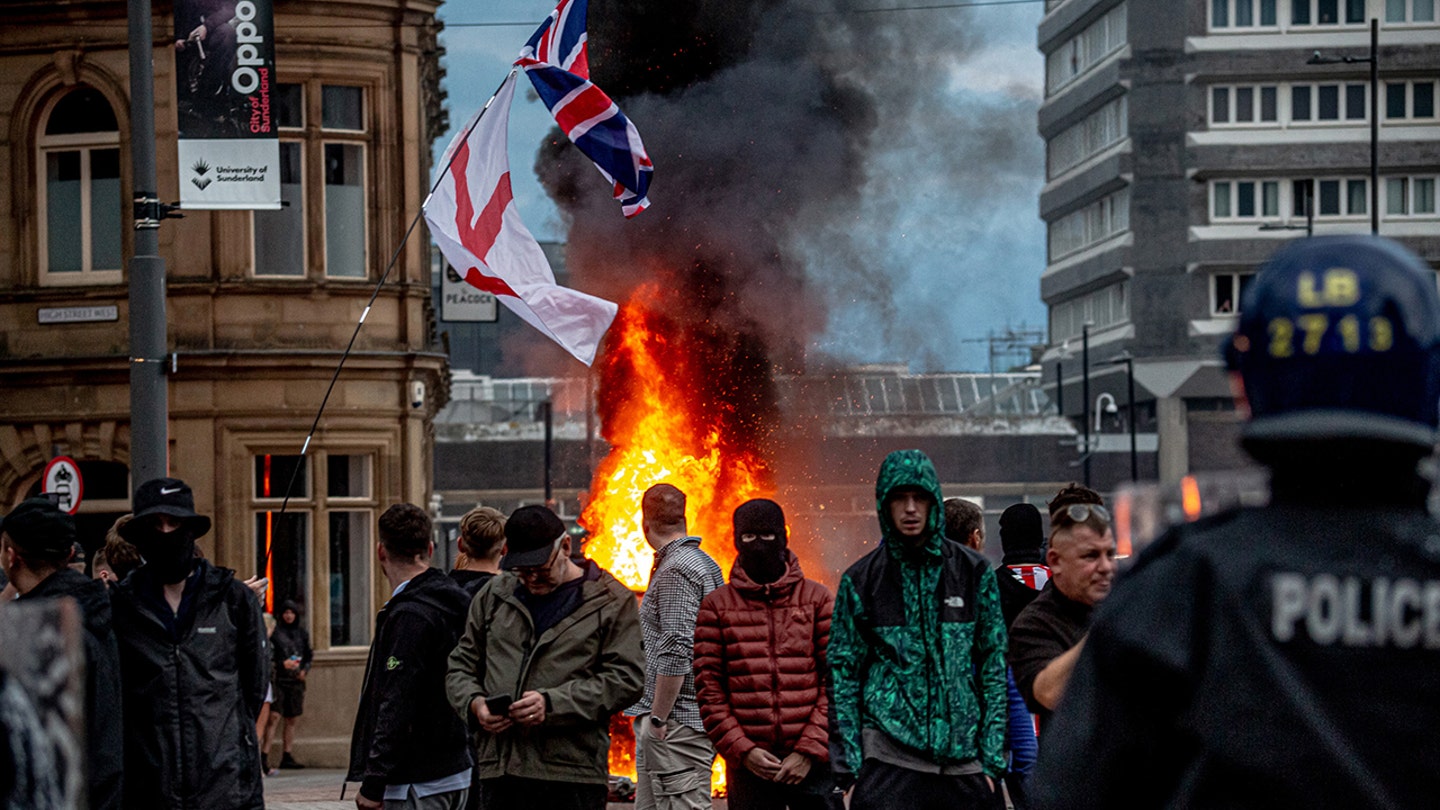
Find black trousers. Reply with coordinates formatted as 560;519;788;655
850;760;1003;810
725;759;842;810
477;776;608;810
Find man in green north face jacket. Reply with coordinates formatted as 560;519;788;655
829;449;1008;810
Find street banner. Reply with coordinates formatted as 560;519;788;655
174;0;281;210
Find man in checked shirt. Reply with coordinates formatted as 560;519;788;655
627;483;725;810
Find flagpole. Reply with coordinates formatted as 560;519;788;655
266;69;520;566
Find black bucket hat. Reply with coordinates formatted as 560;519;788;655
120;477;212;539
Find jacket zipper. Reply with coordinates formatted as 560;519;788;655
766;586;782;750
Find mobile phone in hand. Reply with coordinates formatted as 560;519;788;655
484;694;513;716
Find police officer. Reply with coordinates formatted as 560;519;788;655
1029;235;1440;809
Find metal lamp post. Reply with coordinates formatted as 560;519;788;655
1081;322;1092;488
1102;353;1138;482
1308;18;1379;235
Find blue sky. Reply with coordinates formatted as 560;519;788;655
433;0;1049;373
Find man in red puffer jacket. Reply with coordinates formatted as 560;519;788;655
694;499;837;810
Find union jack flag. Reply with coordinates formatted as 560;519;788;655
517;0;653;218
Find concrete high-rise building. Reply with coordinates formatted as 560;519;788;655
1037;0;1440;486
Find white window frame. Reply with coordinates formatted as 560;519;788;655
1209;0;1280;30
1211;272;1256;316
1045;3;1127;97
1289;0;1368;27
1048;188;1130;261
251;83;307;278
1383;79;1439;122
36;125;123;287
1210;84;1280;126
1386;175;1439;217
1049;281;1130;342
1210;179;1282;221
1047;96;1128;179
1384;0;1438;24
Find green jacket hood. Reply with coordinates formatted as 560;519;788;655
874;449;944;557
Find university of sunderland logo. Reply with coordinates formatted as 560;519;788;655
191;159;213;191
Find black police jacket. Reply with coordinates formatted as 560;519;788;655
19;569;124;810
1031;504;1440;809
111;559;268;810
347;567;474;802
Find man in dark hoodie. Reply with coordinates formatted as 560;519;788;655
348;503;473;810
111;477;268;810
994;503;1049;630
269;599;312;770
693;498;835;810
829;450;1008;810
1;496;123;810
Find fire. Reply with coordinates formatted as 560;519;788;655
581;292;773;590
587;290;765;799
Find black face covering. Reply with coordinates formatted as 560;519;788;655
734;499;789;585
134;525;197;584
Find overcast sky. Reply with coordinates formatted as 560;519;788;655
433;0;1048;373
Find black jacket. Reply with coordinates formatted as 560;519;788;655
348;567;474;802
19;569;124;810
111;559;268;810
1032;504;1440;809
271;611;313;683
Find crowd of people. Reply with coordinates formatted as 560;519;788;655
2;233;1437;810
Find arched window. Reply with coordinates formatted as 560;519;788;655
37;87;123;285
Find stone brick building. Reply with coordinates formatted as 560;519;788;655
0;0;448;765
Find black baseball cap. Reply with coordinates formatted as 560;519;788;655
0;496;76;558
500;505;567;570
120;477;212;539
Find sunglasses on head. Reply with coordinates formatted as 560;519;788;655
1051;503;1111;526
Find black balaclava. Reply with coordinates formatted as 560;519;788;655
999;503;1045;566
131;522;197;584
733;499;788;585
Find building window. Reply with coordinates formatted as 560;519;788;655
251;82;368;279
1291;83;1368;123
253;451;376;648
1212;0;1278;27
1386;0;1436;22
1048;188;1130;261
1211;85;1279;125
1045;3;1127;96
1047;96;1127;178
1387;176;1439;216
1298;177;1370;217
1292;0;1366;24
1385;80;1438;120
1048;282;1129;342
37;87;123;286
1211;180;1280;220
1212;272;1256;315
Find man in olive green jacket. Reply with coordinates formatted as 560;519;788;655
446;505;644;810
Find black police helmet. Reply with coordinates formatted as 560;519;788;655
1224;235;1440;451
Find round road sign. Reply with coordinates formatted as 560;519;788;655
43;456;83;515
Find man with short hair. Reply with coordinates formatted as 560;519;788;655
1031;236;1440;808
446;505;643;810
2;496;123;810
829;450;1008;810
348;503;472;810
1006;488;1116;733
450;506;506;598
111;477;269;810
943;497;985;551
627;484;724;810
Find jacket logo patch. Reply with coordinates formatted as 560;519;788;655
386;656;401;670
196;626;217;634
944;596;965;609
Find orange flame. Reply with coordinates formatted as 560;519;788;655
587;293;762;798
581;295;772;590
